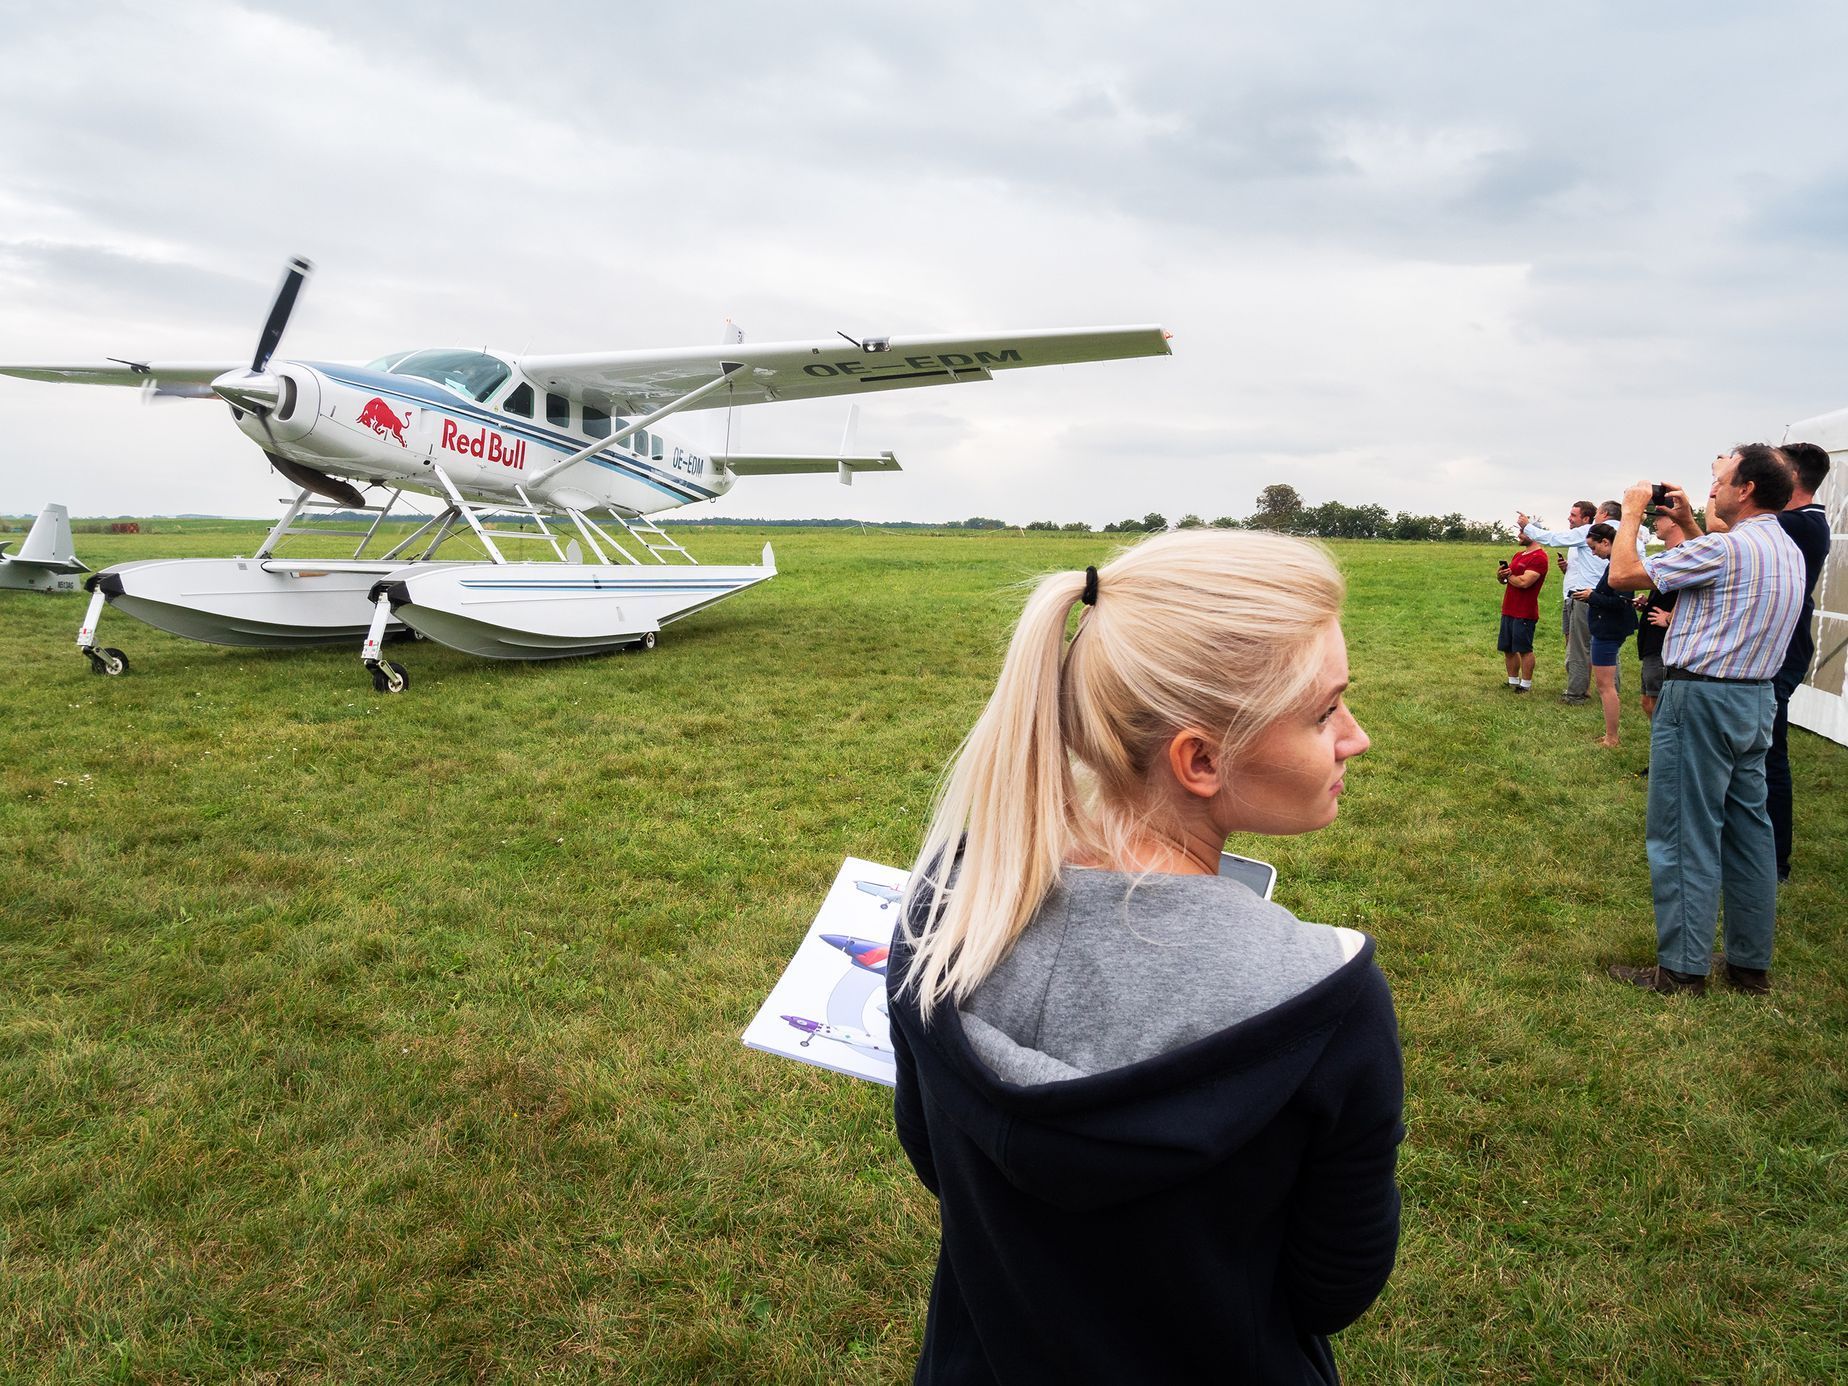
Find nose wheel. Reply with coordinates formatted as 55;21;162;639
368;659;410;694
85;646;130;676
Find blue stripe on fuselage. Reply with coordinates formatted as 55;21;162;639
306;362;718;504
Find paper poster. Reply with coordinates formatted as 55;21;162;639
744;851;1277;1086
742;857;905;1086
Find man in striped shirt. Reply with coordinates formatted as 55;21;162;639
1602;445;1805;995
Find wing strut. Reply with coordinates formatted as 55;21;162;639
527;362;747;490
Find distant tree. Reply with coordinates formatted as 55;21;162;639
1061;521;1092;532
1110;517;1145;532
1177;513;1205;529
962;516;1007;530
1025;520;1058;531
1102;521;1121;532
1210;515;1240;528
1253;484;1305;531
1299;501;1389;539
1141;512;1169;533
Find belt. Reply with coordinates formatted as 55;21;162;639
1664;666;1769;686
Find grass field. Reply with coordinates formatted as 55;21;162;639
2;524;1844;1383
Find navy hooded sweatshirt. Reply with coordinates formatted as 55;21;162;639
889;872;1403;1384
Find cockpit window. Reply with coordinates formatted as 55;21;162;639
388;349;511;403
366;350;416;372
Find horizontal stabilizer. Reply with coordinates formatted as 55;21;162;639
3;503;87;572
718;452;901;477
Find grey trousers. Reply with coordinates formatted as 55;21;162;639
1646;679;1778;972
1561;599;1617;698
1563;601;1591;698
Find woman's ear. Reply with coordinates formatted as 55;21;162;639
1165;729;1224;801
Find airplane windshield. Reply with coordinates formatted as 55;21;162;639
388;349;511;403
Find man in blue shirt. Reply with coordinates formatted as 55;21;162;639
1517;500;1598;703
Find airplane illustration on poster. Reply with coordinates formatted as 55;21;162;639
743;857;906;1086
743;851;1277;1086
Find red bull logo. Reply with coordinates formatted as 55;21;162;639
439;418;527;470
357;397;410;447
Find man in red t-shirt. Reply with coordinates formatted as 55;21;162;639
1497;535;1549;691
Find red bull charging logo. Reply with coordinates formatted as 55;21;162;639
357;397;411;447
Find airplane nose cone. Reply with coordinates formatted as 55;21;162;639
210;368;281;413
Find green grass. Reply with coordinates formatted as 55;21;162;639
1;526;1843;1383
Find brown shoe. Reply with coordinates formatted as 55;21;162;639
1721;962;1771;995
1607;963;1707;995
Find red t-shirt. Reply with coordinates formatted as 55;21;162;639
1501;547;1547;620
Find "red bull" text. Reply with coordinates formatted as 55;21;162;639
357;397;410;446
440;418;527;469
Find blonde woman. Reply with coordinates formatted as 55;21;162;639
888;529;1402;1385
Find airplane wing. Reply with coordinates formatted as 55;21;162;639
719;451;901;476
521;325;1170;413
0;361;236;397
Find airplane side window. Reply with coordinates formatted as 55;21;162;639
652;435;666;461
636;430;652;457
504;383;533;418
583;405;610;439
546;393;570;428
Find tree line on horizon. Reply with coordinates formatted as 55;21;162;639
997;484;1514;542
23;488;1514;543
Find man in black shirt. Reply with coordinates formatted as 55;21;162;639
1634;509;1688;721
1768;442;1833;881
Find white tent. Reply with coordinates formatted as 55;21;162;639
1779;409;1848;747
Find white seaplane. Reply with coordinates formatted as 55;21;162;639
1;258;1170;691
0;503;89;594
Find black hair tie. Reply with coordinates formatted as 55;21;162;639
1080;565;1099;606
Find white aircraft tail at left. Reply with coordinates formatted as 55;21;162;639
0;504;88;592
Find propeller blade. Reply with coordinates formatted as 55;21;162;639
251;256;313;373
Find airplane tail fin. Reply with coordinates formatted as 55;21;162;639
17;504;77;565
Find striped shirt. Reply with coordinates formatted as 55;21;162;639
1642;514;1805;680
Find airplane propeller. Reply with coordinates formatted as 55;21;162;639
252;255;312;374
209;256;364;507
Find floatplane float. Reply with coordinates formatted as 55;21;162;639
0;258;1170;691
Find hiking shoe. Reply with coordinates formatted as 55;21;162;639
1560;695;1589;704
1720;962;1771;996
1607;963;1706;995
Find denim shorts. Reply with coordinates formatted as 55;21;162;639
1591;635;1626;667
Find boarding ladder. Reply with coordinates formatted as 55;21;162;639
616;514;698;565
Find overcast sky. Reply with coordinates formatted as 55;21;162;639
4;1;1848;527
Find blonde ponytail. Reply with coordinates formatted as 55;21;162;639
901;529;1346;1023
